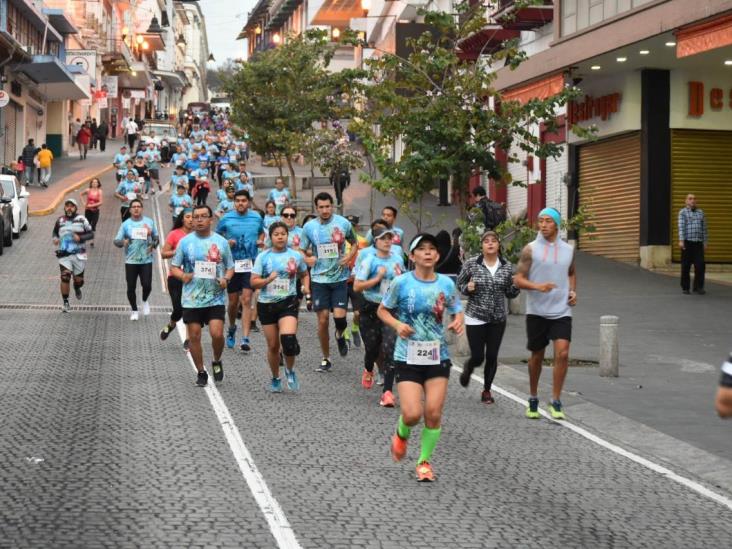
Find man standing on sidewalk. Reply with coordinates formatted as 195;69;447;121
125;118;139;151
37;144;53;187
514;207;577;420
678;193;707;295
21;139;38;185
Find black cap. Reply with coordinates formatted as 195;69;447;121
345;214;360;225
408;233;439;253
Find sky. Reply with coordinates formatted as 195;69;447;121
199;0;257;66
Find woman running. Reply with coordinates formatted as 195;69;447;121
160;209;194;347
456;230;519;403
80;177;103;247
251;221;310;393
263;200;280;229
378;233;464;482
354;221;405;407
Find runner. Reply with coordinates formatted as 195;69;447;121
170;205;234;386
215;184;236;219
52;199;94;313
80;177;103;247
367;206;405;247
113;145;130;183
160;208;194;345
143;142;162;193
169;182;193;224
300;192;358;371
344;214;368;349
456;230;520;403
267;177;291;215
113;199;160;320
133;155;151;199
378;233;464;481
263;200;280;229
354;222;405;407
513;207;577;420
114;168;142;221
251;221;311;392
215;190;265;353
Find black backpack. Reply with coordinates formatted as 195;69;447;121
479;199;506;230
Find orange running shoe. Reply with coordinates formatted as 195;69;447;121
361;369;374;389
390;433;408;462
379;390;396;407
416;462;435;482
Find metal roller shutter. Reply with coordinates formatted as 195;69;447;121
671;130;732;263
578;132;641;262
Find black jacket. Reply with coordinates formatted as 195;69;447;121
456;255;519;323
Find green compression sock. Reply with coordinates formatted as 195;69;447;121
397;415;411;440
418;427;442;464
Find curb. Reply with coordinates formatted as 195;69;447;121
29;165;114;217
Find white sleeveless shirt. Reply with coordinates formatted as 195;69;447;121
525;233;574;319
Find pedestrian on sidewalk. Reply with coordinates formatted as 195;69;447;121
471;186;506;231
96;120;109;152
77;123;92;159
90;118;99;149
70;118;82;148
513;207;577;421
678;193;707;295
125;118;139;151
80;177;103;246
36;144;53;187
457;230;520;404
21;139;38;185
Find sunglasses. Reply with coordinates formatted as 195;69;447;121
281;213;296;219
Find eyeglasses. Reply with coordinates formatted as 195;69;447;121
192;215;211;220
281;213;296;219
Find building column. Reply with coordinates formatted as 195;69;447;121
639;69;671;269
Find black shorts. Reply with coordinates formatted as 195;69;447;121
395;360;452;385
348;281;364;311
312;281;348;311
149;169;159;180
227;272;252;294
183;305;226;326
526;315;572;351
257;296;299;325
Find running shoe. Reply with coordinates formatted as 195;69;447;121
74;287;82;300
379;390;396;408
160;323;174;341
315;358;332;373
142;301;151;316
336;334;348;357
361;369;375;390
212;360;224;382
375;370;384;386
240;337;251;353
548;400;566;420
269;377;283;393
416;462;435;482
285;369;299;392
196;371;208;387
130;311;139;321
226;326;236;349
351;328;362;348
526;397;540;419
459;363;474;388
62;300;70;313
481;390;495;404
390;433;408;462
183;339;190;351
250;320;260;333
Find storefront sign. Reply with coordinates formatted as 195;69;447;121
102;76;118;98
130;90;146;99
688;81;732;116
568;93;622;124
66;50;97;77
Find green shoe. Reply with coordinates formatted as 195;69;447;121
526;398;540;419
548;400;566;420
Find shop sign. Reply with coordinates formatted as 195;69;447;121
102;76;118;98
66;50;97;77
0;90;9;108
568;93;622;124
688;81;732;116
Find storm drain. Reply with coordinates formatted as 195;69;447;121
0;303;171;314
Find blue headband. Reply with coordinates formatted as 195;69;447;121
538;207;561;227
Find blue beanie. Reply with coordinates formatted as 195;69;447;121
538;207;561;227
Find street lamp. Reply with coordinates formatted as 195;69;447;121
255;25;262;35
332;27;341;40
361;0;371;13
136;34;144;45
273;32;281;44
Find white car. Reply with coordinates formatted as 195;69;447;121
0;175;29;238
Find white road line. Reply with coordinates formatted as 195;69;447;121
452;365;732;512
152;194;168;294
154;194;301;548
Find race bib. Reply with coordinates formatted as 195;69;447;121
76;253;88;261
130;227;148;240
269;277;290;296
407;340;440;365
194;261;217;280
174;206;183;216
234;259;253;273
318;242;339;259
125;191;137;201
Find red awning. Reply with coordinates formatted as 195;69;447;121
458;26;521;58
502;73;565;105
676;13;732;58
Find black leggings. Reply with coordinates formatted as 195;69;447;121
360;302;398;392
168;275;183;323
85;209;100;231
465;321;506;390
125;263;153;311
195;189;208;206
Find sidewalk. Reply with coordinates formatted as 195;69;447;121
28;142;120;215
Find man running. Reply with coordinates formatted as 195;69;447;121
215;190;264;353
300;192;358;372
170;205;234;386
52;199;94;312
367;206;405;247
513;207;577;420
113;199;160;321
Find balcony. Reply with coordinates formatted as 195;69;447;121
458;25;521;60
493;0;553;31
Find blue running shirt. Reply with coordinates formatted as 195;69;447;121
267;188;291;214
172;233;234;308
215;209;264;261
114;216;159;264
300;215;356;283
253;248;307;303
355;249;406;304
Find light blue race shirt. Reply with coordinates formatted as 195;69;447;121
252;247;307;303
300;214;356;284
215;209;264;261
264;226;303;249
355;249;406;304
267;188;291;214
172;232;234;308
114;216;159;264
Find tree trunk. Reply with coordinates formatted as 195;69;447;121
274;152;283;177
286;155;298;199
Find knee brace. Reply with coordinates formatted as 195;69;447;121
73;274;85;289
60;270;72;283
280;334;300;357
334;317;347;334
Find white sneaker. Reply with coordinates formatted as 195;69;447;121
142;301;151;316
130;311;139;321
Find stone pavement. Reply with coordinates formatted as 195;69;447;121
1;165;732;547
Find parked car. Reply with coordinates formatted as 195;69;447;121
139;120;177;148
0;174;29;239
0;184;13;254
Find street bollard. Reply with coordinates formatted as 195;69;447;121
599;315;619;377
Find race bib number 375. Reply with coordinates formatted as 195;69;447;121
317;243;339;259
407;340;440;365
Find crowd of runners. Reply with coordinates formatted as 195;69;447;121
50;112;580;482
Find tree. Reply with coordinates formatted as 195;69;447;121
344;1;586;230
207;59;238;93
225;30;359;198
